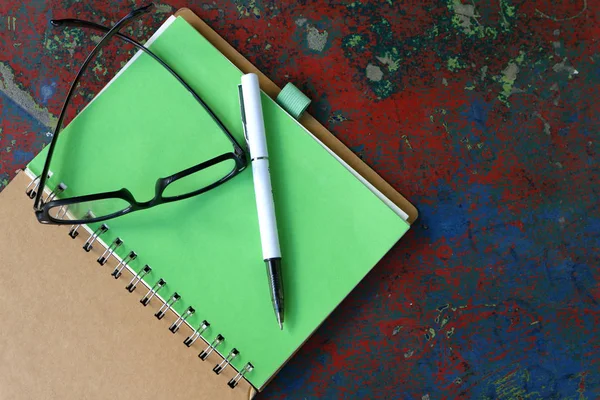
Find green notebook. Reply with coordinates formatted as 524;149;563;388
28;16;410;389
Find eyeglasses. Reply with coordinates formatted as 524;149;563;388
32;4;247;225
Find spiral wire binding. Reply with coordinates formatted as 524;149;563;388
98;237;123;265
69;211;95;239
82;223;109;252
155;292;180;320
140;278;166;306
126;265;151;293
184;320;210;347
24;171;254;389
199;334;224;361
169;306;195;334
112;251;137;279
25;172;52;199
214;348;239;375
44;182;67;205
56;205;69;220
228;363;254;388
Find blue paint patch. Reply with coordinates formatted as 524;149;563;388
417;200;468;244
349;144;365;159
417;182;516;246
40;82;57;105
0;91;50;182
566;111;579;123
12;149;33;164
274;361;310;392
0;91;50;130
570;262;598;305
582;216;600;235
0;172;9;185
463;96;490;133
541;258;580;304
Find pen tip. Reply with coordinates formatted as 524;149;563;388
277;314;283;330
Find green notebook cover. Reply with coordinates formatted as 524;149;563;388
28;16;410;389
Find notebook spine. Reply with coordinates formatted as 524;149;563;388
25;171;254;390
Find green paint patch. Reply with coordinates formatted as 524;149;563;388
492;369;529;399
90;34;103;44
343;0;524;100
447;56;467;72
44;35;61;53
344;31;401;99
499;0;517;31
376;47;401;72
342;33;365;48
328;112;349;124
343;33;367;51
235;0;261;18
153;3;174;13
44;28;91;63
447;0;508;38
424;327;436;341
401;135;413;150
495;51;526;106
92;61;108;77
484;26;499;39
346;1;367;11
371;17;393;42
501;0;516;17
369;79;395;99
447;0;479;36
461;137;477;150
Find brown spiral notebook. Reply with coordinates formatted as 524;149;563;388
0;8;416;399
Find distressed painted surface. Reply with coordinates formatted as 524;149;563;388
1;1;599;398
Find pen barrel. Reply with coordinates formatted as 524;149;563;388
251;159;281;259
240;73;268;158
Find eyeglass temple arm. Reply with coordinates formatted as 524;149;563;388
34;5;153;211
49;17;244;155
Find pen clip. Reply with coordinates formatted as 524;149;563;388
238;84;249;145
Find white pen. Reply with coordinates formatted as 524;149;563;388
239;73;284;329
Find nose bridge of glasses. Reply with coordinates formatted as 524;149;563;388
149;175;174;204
131;190;161;208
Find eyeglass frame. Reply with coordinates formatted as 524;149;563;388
33;4;247;225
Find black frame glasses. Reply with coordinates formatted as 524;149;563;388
33;4;247;225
